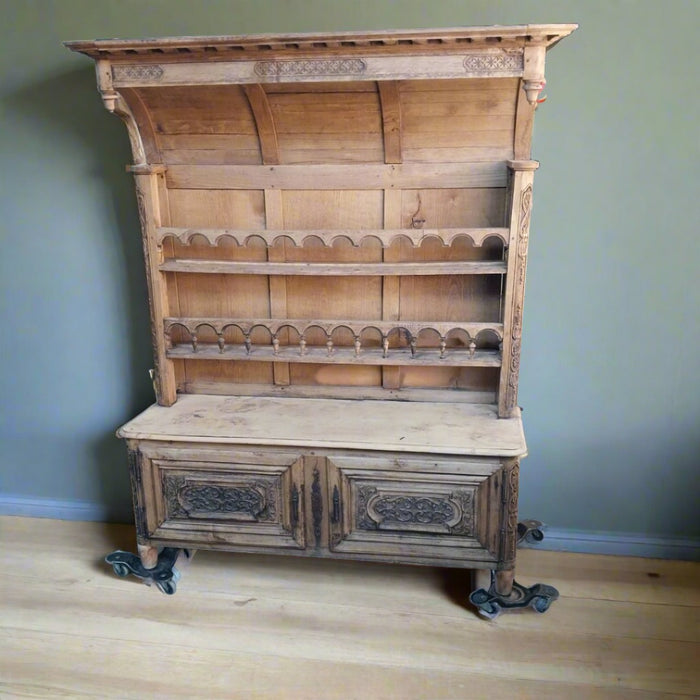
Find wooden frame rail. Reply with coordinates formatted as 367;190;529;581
165;162;507;190
166;343;501;367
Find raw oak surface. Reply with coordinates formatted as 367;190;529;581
116;393;527;456
1;517;698;699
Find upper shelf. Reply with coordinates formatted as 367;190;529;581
66;25;578;60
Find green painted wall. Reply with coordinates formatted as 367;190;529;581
1;1;698;536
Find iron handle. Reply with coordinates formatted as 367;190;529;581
290;483;299;528
331;485;341;524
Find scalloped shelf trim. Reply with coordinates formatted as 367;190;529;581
163;318;504;341
157;227;509;249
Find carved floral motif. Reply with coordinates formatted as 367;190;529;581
463;52;523;74
254;58;367;78
112;64;164;82
164;475;276;521
505;184;533;411
356;485;473;535
506;462;520;562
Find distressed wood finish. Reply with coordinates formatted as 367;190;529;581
67;26;575;600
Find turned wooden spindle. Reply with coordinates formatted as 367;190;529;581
244;334;252;355
191;332;198;353
382;336;389;358
326;337;334;356
469;340;476;358
299;335;307;356
409;335;417;357
354;336;361;357
272;335;280;355
217;334;225;353
439;338;447;359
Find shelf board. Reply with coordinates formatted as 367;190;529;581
166;343;502;367
117;394;527;457
159;259;507;276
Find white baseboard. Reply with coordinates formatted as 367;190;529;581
1;495;698;561
0;495;110;522
522;527;700;561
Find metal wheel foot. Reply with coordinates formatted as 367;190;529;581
517;519;546;545
469;571;559;618
105;547;186;594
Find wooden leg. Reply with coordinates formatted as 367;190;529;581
138;544;159;570
495;569;514;597
473;568;491;593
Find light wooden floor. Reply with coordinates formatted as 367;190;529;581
0;517;698;699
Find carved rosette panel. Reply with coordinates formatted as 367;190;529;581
505;184;533;411
463;52;523;74
163;474;277;522
112;64;164;82
356;485;473;536
254;58;367;78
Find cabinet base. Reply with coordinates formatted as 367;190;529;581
105;547;191;594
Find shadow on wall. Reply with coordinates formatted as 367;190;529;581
4;66;154;522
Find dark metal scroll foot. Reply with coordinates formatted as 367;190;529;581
469;571;559;619
105;547;190;594
517;519;546;545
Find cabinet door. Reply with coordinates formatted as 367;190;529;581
327;455;512;567
138;445;306;550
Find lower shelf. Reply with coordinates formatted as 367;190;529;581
167;342;502;366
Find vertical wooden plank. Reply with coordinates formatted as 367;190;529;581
133;170;177;405
377;81;402;164
246;82;288;386
243;84;280;165
378;80;404;388
265;189;290;385
382;189;403;389
498;163;537;417
513;80;535;160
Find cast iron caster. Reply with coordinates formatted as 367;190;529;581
469;571;559;620
105;547;190;595
517;519;546;545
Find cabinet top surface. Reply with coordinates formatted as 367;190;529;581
65;24;576;58
117;394;526;457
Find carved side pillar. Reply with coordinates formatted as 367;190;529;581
498;161;538;418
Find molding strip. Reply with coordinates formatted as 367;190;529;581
522;527;700;562
0;495;111;522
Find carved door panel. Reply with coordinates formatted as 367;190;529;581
327;455;511;566
138;444;306;550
